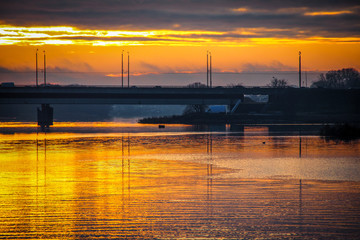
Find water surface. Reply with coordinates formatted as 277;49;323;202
0;123;359;239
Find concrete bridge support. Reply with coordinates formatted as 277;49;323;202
37;104;53;130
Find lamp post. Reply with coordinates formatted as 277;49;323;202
299;51;301;88
209;52;212;88
36;49;38;87
121;50;124;88
206;51;209;88
43;50;46;86
128;52;130;88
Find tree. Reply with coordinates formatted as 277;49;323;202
183;104;209;114
269;77;288;88
311;68;360;89
187;82;206;88
183;82;208;114
227;83;244;88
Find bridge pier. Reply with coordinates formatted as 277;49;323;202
37;104;53;130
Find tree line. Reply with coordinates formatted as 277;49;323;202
269;68;359;89
184;68;359;114
311;68;360;89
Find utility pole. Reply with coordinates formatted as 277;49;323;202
36;49;38;87
121;50;124;88
43;50;46;86
128;52;130;88
210;52;212;88
206;51;209;88
299;51;301;88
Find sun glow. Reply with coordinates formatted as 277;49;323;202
1;25;358;47
0;25;225;46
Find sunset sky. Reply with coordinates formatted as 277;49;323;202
0;0;359;86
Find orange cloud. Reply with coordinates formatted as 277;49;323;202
304;10;353;16
232;8;249;13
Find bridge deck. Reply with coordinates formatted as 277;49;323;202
0;86;354;105
0;86;256;105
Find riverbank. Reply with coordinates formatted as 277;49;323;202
138;112;360;125
320;123;360;140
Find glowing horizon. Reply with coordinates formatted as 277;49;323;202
1;25;359;47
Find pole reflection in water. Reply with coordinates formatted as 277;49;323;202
120;134;131;212
36;131;47;189
298;127;304;236
36;130;39;192
122;135;124;209
128;134;131;197
299;179;303;234
206;133;213;217
299;136;302;159
44;133;47;188
35;131;48;236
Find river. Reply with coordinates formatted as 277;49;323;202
0;122;359;239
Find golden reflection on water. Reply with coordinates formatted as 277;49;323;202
0;124;360;239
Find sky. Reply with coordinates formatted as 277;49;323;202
0;0;359;86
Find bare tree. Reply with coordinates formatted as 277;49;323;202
183;104;209;114
227;83;244;88
269;77;288;88
187;82;206;88
312;68;360;89
183;82;208;114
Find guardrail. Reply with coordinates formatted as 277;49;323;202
0;84;288;89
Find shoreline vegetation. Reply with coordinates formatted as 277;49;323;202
138;113;360;125
138;113;360;140
320;123;360;141
140;74;360;140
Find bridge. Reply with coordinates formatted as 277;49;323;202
0;86;285;105
0;86;285;128
1;86;358;128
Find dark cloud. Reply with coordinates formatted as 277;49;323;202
0;0;359;38
0;67;14;73
138;61;174;73
0;66;33;73
51;61;94;72
0;64;93;73
241;61;297;72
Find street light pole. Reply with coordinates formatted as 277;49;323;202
43;50;46;86
128;52;130;88
207;51;209;88
36;49;38;87
299;51;301;88
121;50;124;88
210;52;212;88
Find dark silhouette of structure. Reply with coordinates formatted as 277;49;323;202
1;86;359;127
206;51;212;88
299;51;301;88
37;104;53;129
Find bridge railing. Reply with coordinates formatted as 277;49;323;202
1;84;286;89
